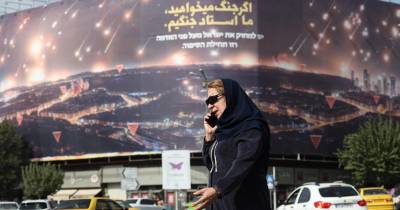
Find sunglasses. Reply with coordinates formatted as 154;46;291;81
206;94;223;105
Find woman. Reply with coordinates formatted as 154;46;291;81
193;79;271;210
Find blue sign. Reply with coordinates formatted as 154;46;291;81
267;175;274;190
267;175;274;184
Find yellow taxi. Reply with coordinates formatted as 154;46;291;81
359;187;394;210
56;197;139;210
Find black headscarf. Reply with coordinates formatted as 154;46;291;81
215;79;270;139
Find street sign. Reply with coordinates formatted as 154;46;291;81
121;178;140;190
162;150;191;190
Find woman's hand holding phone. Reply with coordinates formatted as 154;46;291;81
204;112;217;142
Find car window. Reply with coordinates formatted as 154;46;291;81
0;203;18;209
96;200;109;210
49;201;57;209
113;201;127;208
298;188;311;203
20;202;48;210
319;186;358;197
364;189;388;195
105;201;123;210
286;188;301;205
125;200;137;205
57;200;90;209
140;199;155;205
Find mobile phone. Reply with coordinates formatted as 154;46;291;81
206;112;218;128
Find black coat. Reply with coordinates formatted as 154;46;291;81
202;129;270;210
202;79;271;210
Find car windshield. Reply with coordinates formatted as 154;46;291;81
319;186;358;197
364;189;388;195
20;203;47;210
57;200;90;209
0;204;18;209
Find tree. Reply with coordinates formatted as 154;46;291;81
21;163;64;199
337;117;400;187
0;120;30;200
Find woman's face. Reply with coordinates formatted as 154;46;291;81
207;88;226;119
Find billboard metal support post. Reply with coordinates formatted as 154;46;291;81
273;166;277;210
175;191;178;210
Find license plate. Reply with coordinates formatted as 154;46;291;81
373;199;385;202
335;203;353;208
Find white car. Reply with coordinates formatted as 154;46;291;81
19;200;55;210
0;201;19;210
394;194;400;210
277;181;367;210
124;199;165;210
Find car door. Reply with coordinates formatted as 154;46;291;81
281;188;302;210
296;187;311;210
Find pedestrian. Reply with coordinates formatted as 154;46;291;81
193;79;271;210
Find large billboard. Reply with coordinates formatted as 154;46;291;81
0;0;399;160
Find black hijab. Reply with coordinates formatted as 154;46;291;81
215;79;270;139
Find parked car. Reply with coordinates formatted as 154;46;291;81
56;198;124;210
359;187;394;210
277;181;367;210
125;199;165;210
0;201;19;210
20;200;56;210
